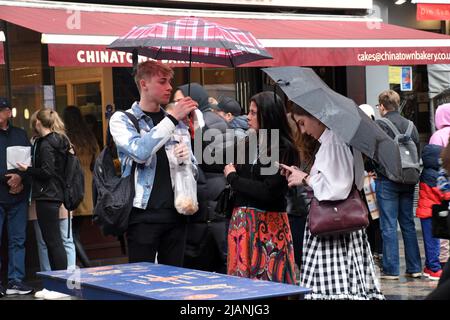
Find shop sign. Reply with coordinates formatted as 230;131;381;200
48;44;202;67
48;44;450;67
389;66;402;84
401;66;413;91
416;3;450;20
165;0;372;9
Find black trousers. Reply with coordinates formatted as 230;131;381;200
183;220;228;274
367;214;383;255
288;214;307;269
127;222;187;267
72;215;92;267
36;200;68;271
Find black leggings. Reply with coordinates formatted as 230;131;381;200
36;200;68;271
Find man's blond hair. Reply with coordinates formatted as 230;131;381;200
378;89;400;111
134;60;174;93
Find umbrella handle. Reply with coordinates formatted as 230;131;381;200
132;49;138;75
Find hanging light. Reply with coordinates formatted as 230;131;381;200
24;108;30;120
12;107;17;118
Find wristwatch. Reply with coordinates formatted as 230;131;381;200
302;174;309;186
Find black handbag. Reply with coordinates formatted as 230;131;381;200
431;200;450;240
214;184;235;218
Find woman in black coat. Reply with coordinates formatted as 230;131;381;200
18;108;69;271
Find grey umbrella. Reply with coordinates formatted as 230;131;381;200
262;66;402;181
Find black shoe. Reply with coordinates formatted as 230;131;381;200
6;281;34;295
0;284;5;298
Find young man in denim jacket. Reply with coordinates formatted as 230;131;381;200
109;61;198;267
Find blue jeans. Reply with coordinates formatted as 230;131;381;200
0;201;28;283
376;178;422;275
33;218;76;271
420;217;441;272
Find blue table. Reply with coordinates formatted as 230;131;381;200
37;262;310;300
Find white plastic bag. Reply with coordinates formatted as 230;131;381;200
167;130;198;215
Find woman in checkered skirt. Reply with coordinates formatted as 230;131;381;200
280;105;384;300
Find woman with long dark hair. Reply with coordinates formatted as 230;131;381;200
280;105;384;299
63;106;99;267
222;91;299;284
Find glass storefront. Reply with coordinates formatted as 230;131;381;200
6;23;54;136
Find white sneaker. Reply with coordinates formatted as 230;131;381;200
43;290;70;300
34;289;50;299
44;291;70;300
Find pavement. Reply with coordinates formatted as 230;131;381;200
0;219;442;300
377;220;440;300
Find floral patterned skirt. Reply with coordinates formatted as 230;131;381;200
227;206;296;284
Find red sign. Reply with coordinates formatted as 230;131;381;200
48;44;450;67
0;43;4;65
417;3;450;21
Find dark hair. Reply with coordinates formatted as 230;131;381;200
288;112;319;171
290;104;322;169
291;104;314;118
250;91;299;165
63;106;98;155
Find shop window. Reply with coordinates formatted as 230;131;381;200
202;68;235;101
55;84;68;112
73;82;101;117
390;65;429;134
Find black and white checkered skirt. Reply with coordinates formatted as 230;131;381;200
300;224;385;300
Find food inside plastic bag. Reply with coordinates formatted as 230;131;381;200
167;131;199;215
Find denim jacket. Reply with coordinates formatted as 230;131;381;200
109;102;197;209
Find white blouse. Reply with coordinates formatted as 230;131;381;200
308;128;364;201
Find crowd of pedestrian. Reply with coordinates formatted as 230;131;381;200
1;61;450;300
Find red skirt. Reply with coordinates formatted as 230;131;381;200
227;206;296;284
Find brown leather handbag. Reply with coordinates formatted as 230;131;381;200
308;187;369;237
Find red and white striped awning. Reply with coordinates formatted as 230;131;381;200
1;2;450;67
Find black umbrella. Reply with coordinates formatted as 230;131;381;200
262;66;402;181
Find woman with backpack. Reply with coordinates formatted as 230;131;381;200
17;108;70;270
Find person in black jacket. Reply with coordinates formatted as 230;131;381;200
215;91;299;284
17;108;70;271
173;83;230;273
0;97;33;297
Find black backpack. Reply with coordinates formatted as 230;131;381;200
53;144;85;238
92;111;139;237
61;147;85;211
